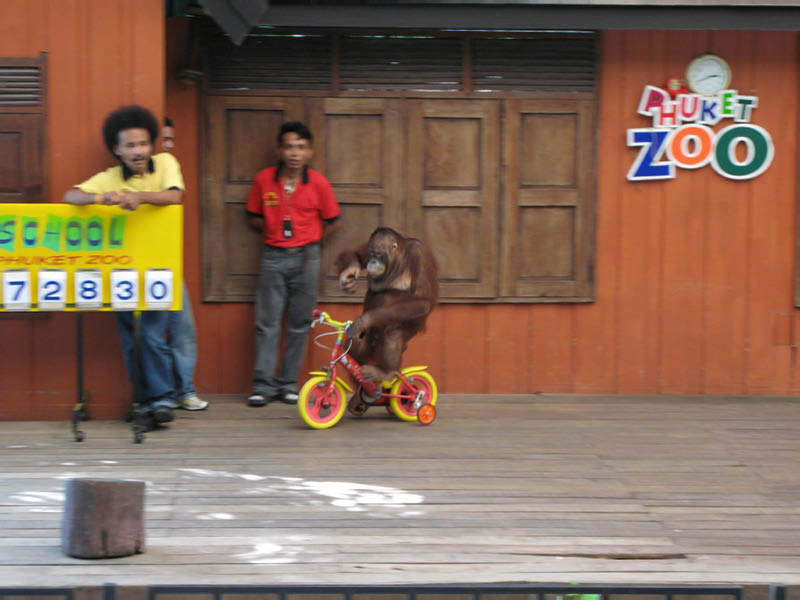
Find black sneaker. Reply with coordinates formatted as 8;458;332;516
281;392;299;405
140;415;167;432
247;393;268;407
152;406;175;423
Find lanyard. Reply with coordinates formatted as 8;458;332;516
281;178;297;238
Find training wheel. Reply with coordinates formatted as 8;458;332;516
417;403;436;425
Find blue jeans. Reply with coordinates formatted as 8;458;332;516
252;243;320;398
167;284;197;401
116;310;176;413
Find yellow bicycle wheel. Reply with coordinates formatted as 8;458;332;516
389;371;438;422
298;376;347;429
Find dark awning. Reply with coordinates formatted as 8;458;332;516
198;0;269;45
259;1;800;31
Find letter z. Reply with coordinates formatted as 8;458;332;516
627;129;675;181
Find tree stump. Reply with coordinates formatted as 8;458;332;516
61;478;145;558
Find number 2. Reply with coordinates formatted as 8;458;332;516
42;280;61;301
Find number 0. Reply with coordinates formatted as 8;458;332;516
149;280;167;300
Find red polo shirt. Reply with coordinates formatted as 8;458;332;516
245;166;340;248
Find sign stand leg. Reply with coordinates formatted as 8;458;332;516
131;313;147;444
71;313;88;442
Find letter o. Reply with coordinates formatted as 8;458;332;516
65;220;82;248
22;220;38;246
667;125;713;169
86;220;103;247
712;124;774;180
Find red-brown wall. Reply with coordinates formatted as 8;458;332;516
0;0;165;419
591;30;799;396
2;17;800;421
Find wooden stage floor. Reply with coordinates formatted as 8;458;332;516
1;394;800;588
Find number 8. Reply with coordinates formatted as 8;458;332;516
80;279;98;300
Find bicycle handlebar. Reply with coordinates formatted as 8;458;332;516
311;309;349;329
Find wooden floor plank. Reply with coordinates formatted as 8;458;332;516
1;394;799;586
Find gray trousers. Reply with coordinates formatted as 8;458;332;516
251;243;320;397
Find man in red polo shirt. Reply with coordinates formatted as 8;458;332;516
245;122;341;407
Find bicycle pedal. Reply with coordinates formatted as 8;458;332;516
357;387;381;404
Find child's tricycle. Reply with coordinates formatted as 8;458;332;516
297;309;438;429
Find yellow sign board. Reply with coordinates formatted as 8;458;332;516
0;204;183;311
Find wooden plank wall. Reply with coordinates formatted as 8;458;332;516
296;30;800;398
589;30;799;396
2;22;800;421
0;0;165;419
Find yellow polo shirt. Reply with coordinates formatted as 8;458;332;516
76;153;185;194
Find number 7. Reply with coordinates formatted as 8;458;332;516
8;280;26;301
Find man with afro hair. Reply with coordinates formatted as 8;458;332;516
64;105;186;429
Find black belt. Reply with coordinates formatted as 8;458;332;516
266;243;318;254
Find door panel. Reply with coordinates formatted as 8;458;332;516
408;99;499;299
204;96;304;300
309;98;405;300
501;99;595;300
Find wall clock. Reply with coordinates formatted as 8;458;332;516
686;53;731;96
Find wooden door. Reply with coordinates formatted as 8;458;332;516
309;98;406;300
408;99;499;299
501;98;595;300
204;96;304;300
0;113;44;203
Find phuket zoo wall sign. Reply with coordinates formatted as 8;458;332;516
627;53;774;182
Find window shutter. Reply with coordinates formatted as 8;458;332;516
0;55;47;203
339;36;463;92
200;30;597;303
472;36;596;93
207;33;332;91
0;64;43;106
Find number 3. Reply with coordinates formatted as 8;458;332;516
116;280;134;301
